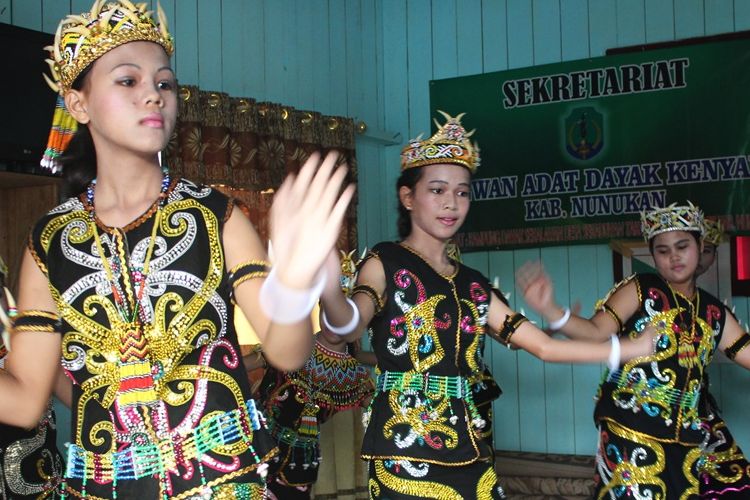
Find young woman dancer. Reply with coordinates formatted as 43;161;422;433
320;111;655;499
0;1;353;498
519;204;750;498
694;219;750;499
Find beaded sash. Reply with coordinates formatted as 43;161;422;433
606;369;700;410
376;370;472;398
375;370;484;428
65;399;263;482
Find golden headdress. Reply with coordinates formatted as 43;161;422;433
703;218;724;246
45;0;174;95
640;202;705;242
41;1;174;172
339;248;366;297
401;111;480;173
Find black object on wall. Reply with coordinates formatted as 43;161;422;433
0;23;57;175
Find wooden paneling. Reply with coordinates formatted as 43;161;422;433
0;174;59;292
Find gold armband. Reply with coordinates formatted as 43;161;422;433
227;260;270;303
496;312;528;347
725;332;750;361
352;284;385;316
13;310;61;334
600;303;624;334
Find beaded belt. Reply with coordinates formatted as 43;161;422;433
65;399;263;482
606;369;699;409
375;370;486;429
376;370;472;398
266;418;317;449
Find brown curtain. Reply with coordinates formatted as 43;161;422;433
165;85;358;249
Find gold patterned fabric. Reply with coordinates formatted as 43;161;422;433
360;242;504;498
593;273;727;497
367;459;502;499
28;178;276;498
697;377;750;498
594;420;701;500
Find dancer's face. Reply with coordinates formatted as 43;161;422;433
650;231;701;286
66;41;177;161
695;243;717;277
400;163;471;242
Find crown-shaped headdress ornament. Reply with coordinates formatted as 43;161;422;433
640;202;705;242
401;111;480;173
40;1;174;172
45;0;174;95
703;218;724;246
339;248;367;297
0;255;7;280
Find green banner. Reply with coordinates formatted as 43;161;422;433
430;38;750;250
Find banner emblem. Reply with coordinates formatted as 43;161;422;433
565;106;603;160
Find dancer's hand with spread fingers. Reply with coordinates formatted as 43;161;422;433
270;150;355;289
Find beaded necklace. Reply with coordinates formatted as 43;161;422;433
399;242;458;279
87;171;170;324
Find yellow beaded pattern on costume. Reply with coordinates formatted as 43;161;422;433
403;294;447;372
371;460;460;499
681;446;702;500
383;390;458;451
476;464;499;500
596;421;667;500
461;297;484;374
593;274;636;314
698;419;749;485
32;181;271;497
612;306;714;432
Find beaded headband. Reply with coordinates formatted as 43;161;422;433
40;1;174;172
401;111;480;173
703;218;724;246
640;202;705;242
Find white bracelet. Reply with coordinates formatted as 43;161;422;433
259;267;325;325
608;335;621;372
548;307;571;331
321;297;361;336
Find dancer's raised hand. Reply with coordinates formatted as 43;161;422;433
516;261;556;316
269;150;355;288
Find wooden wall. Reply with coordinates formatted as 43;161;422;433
3;0;749;457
